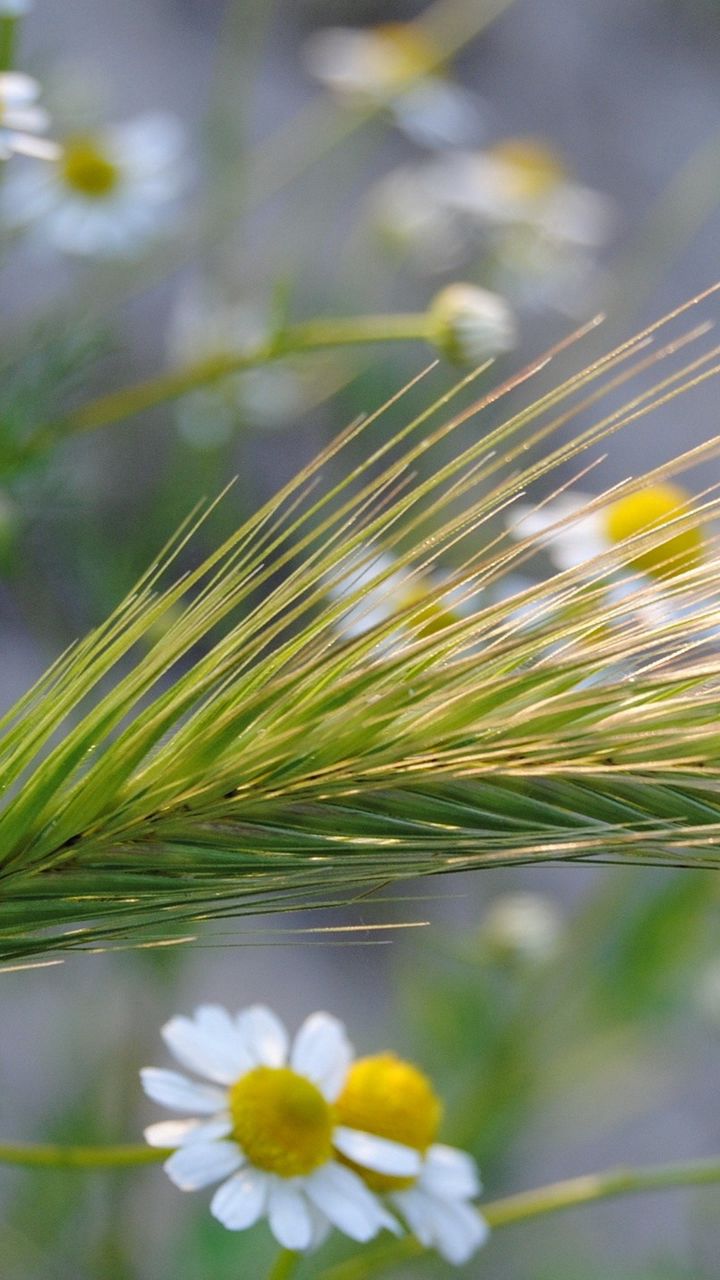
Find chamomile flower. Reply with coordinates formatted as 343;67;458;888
326;545;461;645
0;72;56;161
335;1053;489;1266
141;1005;422;1251
304;23;483;149
506;483;704;581
479;893;563;965
2;112;185;255
438;138;615;248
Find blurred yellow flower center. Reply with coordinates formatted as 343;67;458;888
603;483;703;579
373;23;438;84
335;1053;442;1191
489;137;566;199
61;138;120;198
401;580;457;637
229;1066;333;1177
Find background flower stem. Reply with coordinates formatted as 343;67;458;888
26;311;433;454
267;1248;300;1280
316;1157;720;1278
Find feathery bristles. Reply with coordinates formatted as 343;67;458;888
3;287;720;963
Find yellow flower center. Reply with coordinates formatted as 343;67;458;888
335;1053;442;1191
603;483;703;579
489;137;566;199
61;137;120;198
401;580;457;637
229;1066;333;1177
373;23;438;85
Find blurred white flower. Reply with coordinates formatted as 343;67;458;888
479;893;563;964
2;112;185;254
304;22;484;148
436;138;615;248
142;1004;422;1251
335;1053;489;1266
505;483;705;581
428;282;517;364
327;545;462;645
0;0;33;15
371;166;467;273
0;71;56;161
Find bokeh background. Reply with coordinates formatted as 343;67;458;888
1;0;720;1276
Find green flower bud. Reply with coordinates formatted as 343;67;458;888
428;283;516;364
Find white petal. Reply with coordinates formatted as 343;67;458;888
140;1067;227;1114
333;1126;421;1178
267;1179;314;1251
391;1188;434;1249
420;1144;481;1199
211;1167;268;1230
144;1114;232;1149
305;1161;400;1242
162;1005;253;1084
290;1012;352;1101
163;1140;243;1191
236;1005;289;1067
395;1187;489;1264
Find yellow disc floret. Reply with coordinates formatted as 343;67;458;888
229;1066;333;1177
603;483;703;579
335;1053;442;1191
401;580;457;638
61;137;120;198
374;23;438;84
489;137;566;199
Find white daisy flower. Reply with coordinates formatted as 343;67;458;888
505;483;705;581
335;1053;489;1266
326;545;462;645
434;139;615;249
303;23;483;149
2;112;185;255
479;893;563;965
0;71;56;161
141;1005;423;1252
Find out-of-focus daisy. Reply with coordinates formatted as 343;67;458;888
142;1004;422;1251
438;138;615;248
0;72;56;160
326;545;462;645
506;483;705;581
304;23;484;148
2;112;185;255
479;893;563;965
335;1053;489;1266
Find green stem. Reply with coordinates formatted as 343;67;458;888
0;1142;169;1169
0;15;18;71
317;1157;720;1279
266;1250;300;1280
29;312;432;451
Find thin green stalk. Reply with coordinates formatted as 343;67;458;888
0;14;18;71
0;1142;168;1169
267;1250;301;1280
317;1157;720;1278
29;312;433;449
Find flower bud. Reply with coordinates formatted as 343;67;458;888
428;283;516;364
